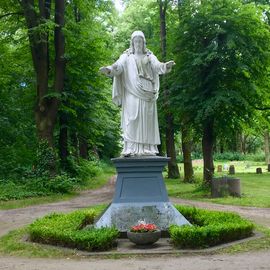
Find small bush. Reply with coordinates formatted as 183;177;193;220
29;208;119;251
213;151;265;162
45;174;77;193
170;205;254;249
76;159;103;180
0;174;77;201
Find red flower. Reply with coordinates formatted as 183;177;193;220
130;223;158;233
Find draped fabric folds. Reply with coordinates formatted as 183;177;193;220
110;51;169;156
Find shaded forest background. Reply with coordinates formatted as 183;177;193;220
0;0;269;192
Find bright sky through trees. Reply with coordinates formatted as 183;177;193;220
114;0;125;12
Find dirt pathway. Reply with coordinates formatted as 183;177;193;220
0;180;270;270
0;251;270;270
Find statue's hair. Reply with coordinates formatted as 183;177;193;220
130;30;147;54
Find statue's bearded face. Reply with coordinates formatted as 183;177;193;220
133;36;144;53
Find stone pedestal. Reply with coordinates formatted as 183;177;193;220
95;156;190;232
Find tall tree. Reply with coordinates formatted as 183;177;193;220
20;0;65;150
60;0;121;162
176;0;194;182
158;0;180;178
181;123;194;182
174;0;270;185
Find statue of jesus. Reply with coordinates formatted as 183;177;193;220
100;30;175;156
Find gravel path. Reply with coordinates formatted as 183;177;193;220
0;179;270;270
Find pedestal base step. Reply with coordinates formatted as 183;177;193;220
95;202;190;232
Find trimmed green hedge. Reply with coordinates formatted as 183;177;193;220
29;209;119;251
170;205;254;249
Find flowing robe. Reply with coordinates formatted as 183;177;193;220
110;51;170;156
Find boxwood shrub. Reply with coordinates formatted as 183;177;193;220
29;208;119;251
170;205;254;249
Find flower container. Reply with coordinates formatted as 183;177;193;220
127;221;161;245
127;230;161;245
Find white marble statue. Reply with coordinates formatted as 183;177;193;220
100;30;175;156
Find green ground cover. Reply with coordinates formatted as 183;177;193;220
170;205;254;248
0;204;268;258
29;207;118;251
166;161;270;208
0;165;115;210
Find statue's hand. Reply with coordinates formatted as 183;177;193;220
165;61;176;69
112;64;122;73
99;66;111;76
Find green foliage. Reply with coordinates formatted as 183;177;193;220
114;0;159;54
0;174;77;201
170;205;254;248
72;158;103;181
0;8;36;179
29;208;119;251
172;0;270;135
0;158;115;202
213;152;265;162
61;0;121;160
177;152;265;163
0;0;121;181
33;140;57;177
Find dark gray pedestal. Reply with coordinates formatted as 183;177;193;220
95;156;190;232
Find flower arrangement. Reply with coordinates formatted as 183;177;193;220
130;220;158;233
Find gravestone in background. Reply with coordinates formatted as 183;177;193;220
229;165;235;175
211;177;241;198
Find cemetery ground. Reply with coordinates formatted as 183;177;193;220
0;160;269;269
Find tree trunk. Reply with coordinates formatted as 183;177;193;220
20;0;65;148
79;136;88;159
220;139;224;153
202;119;215;185
70;132;79;159
159;2;167;61
54;0;65;96
264;130;270;164
159;0;180;178
21;0;65;174
157;134;165;156
20;0;52;145
182;126;194;183
54;0;66;164
166;114;180;178
59;112;68;168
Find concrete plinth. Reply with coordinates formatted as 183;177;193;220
95;156;190;232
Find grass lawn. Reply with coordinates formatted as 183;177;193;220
166;161;270;208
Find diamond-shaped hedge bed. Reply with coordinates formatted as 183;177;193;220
29;205;254;251
170;205;254;248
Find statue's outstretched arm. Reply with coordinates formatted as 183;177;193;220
165;61;176;72
151;55;175;74
100;60;124;77
99;66;112;76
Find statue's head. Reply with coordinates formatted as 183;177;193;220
130;31;147;54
